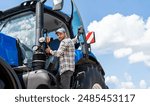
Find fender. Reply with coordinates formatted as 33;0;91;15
75;50;97;63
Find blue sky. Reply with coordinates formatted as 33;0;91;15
1;0;150;89
75;0;150;89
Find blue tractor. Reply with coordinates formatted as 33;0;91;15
0;0;107;89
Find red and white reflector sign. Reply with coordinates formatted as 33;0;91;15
86;31;95;44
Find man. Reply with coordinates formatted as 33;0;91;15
45;27;78;89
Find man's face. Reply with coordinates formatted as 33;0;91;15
56;32;66;41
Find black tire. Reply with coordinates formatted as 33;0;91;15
74;63;107;89
0;57;22;89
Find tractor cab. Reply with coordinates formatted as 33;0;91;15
0;0;107;89
0;0;86;66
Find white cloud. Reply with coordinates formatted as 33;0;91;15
105;76;120;89
121;82;135;89
88;13;145;49
105;72;150;89
114;48;132;58
139;80;147;89
106;76;119;84
128;52;150;66
106;74;150;89
88;13;150;66
106;73;135;89
128;52;147;63
124;72;132;81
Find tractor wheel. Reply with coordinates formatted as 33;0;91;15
0;58;22;89
74;63;107;89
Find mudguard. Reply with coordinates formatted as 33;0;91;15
26;69;52;89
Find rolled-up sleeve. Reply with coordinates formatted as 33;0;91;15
50;41;66;57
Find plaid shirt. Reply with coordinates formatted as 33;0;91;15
50;36;77;75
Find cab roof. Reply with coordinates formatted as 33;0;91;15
0;0;70;22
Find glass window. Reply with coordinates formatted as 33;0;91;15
0;12;36;65
0;12;36;49
71;2;84;43
44;31;60;50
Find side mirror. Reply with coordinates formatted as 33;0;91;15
78;26;84;35
53;0;64;11
77;26;84;39
86;31;96;44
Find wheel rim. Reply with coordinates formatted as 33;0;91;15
92;83;102;89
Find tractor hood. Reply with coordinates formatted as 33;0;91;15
0;33;19;67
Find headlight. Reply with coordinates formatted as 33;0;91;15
32;45;39;51
39;37;45;43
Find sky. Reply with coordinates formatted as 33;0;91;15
0;0;150;89
75;0;150;89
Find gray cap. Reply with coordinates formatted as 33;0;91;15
55;27;66;34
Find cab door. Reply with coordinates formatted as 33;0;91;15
70;0;89;57
71;0;85;43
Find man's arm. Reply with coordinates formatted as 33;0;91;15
72;36;78;44
49;41;66;57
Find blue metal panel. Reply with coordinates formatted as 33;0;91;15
89;52;96;59
75;50;97;64
0;33;18;67
75;50;83;63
